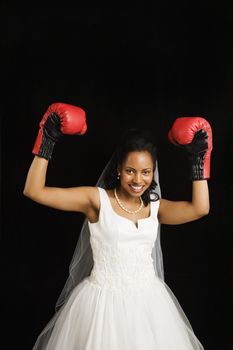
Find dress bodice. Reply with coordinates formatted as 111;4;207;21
87;187;160;293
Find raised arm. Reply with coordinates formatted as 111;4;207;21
158;180;209;224
158;116;212;225
23;156;98;214
23;103;99;217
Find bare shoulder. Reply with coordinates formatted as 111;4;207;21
158;198;180;224
73;185;100;212
88;186;101;210
157;198;167;211
84;186;101;222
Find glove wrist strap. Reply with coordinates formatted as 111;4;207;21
188;153;205;180
35;133;56;160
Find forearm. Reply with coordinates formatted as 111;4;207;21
23;156;49;197
191;180;210;216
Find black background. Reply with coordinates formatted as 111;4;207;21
2;2;233;349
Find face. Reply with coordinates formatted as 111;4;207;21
118;151;154;197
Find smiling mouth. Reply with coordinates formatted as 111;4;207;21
129;185;144;193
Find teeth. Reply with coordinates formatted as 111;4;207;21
130;185;143;190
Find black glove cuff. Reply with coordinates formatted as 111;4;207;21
188;153;205;180
37;133;56;160
37;114;62;160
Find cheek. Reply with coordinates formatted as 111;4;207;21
146;175;153;184
121;173;131;182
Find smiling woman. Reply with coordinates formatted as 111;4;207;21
102;129;160;208
23;103;212;350
118;151;154;196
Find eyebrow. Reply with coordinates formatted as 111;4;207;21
125;167;152;170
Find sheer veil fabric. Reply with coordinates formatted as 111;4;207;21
32;156;198;349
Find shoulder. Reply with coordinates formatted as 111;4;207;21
157;198;170;223
157;198;170;215
87;186;101;210
87;186;113;211
84;186;101;222
150;197;161;215
157;198;166;210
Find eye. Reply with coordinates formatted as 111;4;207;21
126;169;134;174
143;170;151;176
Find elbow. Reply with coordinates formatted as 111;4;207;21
23;186;36;199
202;210;209;217
203;204;210;216
23;185;45;202
197;207;210;218
23;185;29;197
205;207;210;216
23;187;32;198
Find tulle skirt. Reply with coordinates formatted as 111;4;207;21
33;274;204;350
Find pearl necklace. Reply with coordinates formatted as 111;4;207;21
114;188;144;214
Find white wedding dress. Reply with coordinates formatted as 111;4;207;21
42;187;204;349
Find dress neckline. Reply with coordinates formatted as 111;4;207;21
102;188;152;230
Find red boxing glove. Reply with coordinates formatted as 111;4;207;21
32;102;87;160
168;117;213;180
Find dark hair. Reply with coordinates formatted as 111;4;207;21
103;128;160;206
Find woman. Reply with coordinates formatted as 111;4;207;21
24;102;212;349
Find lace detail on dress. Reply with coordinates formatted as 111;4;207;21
88;237;156;293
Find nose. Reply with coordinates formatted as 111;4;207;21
133;172;143;184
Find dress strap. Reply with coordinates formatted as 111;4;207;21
96;187;110;215
150;199;160;219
